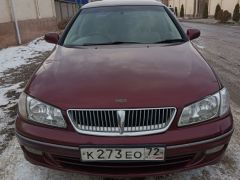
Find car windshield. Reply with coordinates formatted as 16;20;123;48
63;6;184;46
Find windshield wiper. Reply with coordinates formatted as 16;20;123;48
81;41;144;46
65;40;185;47
153;39;186;44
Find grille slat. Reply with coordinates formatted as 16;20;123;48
107;111;111;131
146;110;149;129
162;109;165;127
87;111;91;130
138;110;141;128
100;111;103;131
150;110;153;128
111;111;116;129
68;108;176;136
89;111;93;130
130;111;133;131
154;109;157;129
103;111;107;131
158;109;161;128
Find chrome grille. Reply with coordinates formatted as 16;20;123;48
67;108;176;136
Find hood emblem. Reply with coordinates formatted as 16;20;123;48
115;98;128;103
117;110;125;134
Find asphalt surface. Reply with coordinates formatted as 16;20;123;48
182;22;240;107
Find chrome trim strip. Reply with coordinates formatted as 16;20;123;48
67;107;177;137
167;129;234;149
16;129;233;151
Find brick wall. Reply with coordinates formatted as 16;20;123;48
0;0;57;49
0;17;57;49
0;22;17;48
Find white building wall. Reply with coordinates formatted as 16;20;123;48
221;0;239;15
0;0;56;23
169;0;180;13
14;0;37;21
169;0;195;15
169;0;240;17
209;0;240;16
0;0;11;23
37;0;56;18
185;0;195;15
208;0;222;16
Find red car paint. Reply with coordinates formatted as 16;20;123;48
16;0;233;177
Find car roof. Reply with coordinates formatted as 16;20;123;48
82;0;164;9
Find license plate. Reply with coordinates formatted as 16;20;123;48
80;147;165;161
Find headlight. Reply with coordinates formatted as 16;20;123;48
219;88;230;116
178;88;230;127
18;92;66;128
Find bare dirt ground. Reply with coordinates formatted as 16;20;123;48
0;23;240;180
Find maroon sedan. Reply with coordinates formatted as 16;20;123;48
16;0;233;177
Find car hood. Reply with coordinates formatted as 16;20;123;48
26;42;220;110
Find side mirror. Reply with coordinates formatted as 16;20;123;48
44;32;60;44
187;29;200;40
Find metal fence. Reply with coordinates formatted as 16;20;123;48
54;0;88;22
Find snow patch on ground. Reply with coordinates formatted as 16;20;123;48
1;36;240;180
0;37;54;108
0;138;102;180
192;37;205;49
0;38;54;75
0;82;22;106
0;38;55;158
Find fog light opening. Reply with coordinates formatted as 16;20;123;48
205;145;225;155
24;146;42;155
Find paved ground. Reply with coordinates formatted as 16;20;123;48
182;22;240;107
180;18;240;26
0;22;240;180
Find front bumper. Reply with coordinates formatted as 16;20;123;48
16;115;233;177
